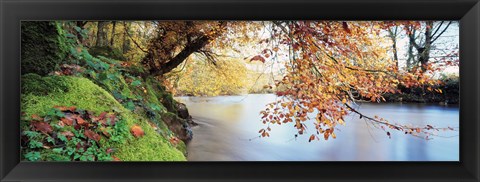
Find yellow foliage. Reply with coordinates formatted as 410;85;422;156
169;56;248;96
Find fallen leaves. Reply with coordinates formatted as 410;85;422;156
130;125;145;138
31;114;43;121
60;117;73;126
76;116;88;126
22;106;124;161
31;121;53;134
60;131;75;139
84;130;101;142
54;105;77;112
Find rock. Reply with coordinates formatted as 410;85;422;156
176;102;190;120
21;21;68;76
161;112;193;142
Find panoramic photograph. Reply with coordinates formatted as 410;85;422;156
20;21;459;161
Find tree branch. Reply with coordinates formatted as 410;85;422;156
344;103;457;137
150;35;211;76
430;21;452;44
123;22;148;53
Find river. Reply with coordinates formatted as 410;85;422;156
175;94;459;161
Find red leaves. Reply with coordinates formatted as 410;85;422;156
60;117;74;126
130;125;145;138
92;112;117;126
23;106;125;161
250;55;265;63
32;121;53;134
84;130;101;142
76;116;88;126
276;91;285;96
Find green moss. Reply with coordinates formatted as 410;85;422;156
145;77;177;113
175;141;188;157
112;118;186;161
21;21;68;76
88;46;126;61
21;73;69;96
22;76;119;116
21;75;185;161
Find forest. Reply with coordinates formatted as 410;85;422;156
20;21;459;161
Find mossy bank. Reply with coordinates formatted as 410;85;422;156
20;21;193;161
21;75;187;161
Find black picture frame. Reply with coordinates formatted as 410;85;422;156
1;0;479;181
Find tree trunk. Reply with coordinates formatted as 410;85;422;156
406;41;414;71
96;21;108;47
122;22;131;54
110;21;116;46
418;21;433;72
387;27;399;70
147;35;211;76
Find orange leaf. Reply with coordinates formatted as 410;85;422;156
112;155;121;161
415;128;421;133
31;114;43;121
130;125;145;138
308;134;315;142
76;116;88;126
60;117;73;126
54;106;77;112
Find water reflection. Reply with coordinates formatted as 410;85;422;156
176;94;459;161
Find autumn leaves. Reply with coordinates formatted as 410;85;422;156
22;105;147;161
256;21;451;141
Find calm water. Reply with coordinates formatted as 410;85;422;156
175;94;459;161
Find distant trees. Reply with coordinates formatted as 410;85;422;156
407;21;453;71
95;21;109;47
387;21;457;72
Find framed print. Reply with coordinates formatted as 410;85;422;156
1;0;479;181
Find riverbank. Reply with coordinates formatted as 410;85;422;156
382;79;459;104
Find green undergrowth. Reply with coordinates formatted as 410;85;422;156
21;74;186;161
